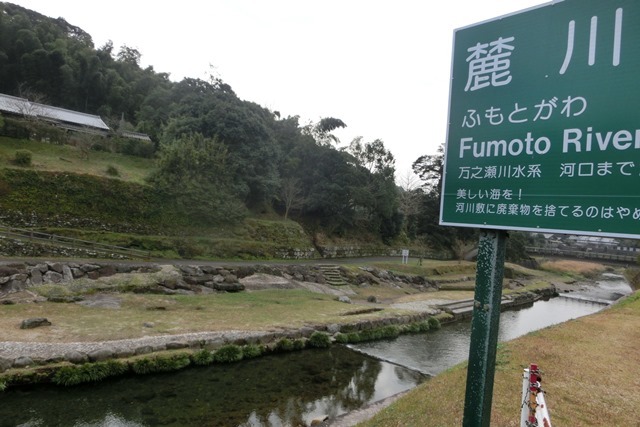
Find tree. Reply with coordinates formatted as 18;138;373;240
148;134;246;225
412;144;445;196
397;170;422;238
412;144;477;257
302;117;346;146
279;177;304;220
346;137;401;242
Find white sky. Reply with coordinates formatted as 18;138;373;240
10;0;548;180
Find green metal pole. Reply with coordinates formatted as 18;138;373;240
463;229;507;427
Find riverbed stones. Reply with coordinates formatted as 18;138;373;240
13;356;33;368
0;356;12;372
65;351;88;364
88;348;115;362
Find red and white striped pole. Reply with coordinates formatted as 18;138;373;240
520;363;552;427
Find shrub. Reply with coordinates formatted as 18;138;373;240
428;317;441;330
307;332;331;348
132;354;191;374
347;332;361;343
334;333;349;344
381;325;401;339
52;360;128;386
106;165;119;176
192;349;214;366
418;320;431;332
213;345;243;363
292;339;305;350
13;149;32;167
242;344;263;359
131;358;155;375
275;338;294;352
405;323;421;333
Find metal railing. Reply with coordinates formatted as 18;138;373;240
0;225;151;260
526;246;636;263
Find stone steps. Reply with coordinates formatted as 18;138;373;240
318;264;348;286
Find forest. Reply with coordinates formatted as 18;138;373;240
0;2;484;257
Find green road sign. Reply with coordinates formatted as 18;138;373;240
441;0;640;238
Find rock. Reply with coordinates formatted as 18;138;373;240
0;266;20;276
135;345;154;355
43;271;63;284
143;322;155;328
13;356;34;368
310;416;329;426
0;357;12;372
166;342;189;350
184;275;213;285
62;265;73;282
88;348;115;362
338;296;352;304
46;262;64;274
71;268;84;279
20;317;52;329
34;263;49;273
65;351;88;364
326;324;341;334
179;265;202;276
98;265;117;277
213;283;245;292
30;268;43;285
80;264;100;273
223;274;239;284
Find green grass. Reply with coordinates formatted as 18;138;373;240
0;136;155;184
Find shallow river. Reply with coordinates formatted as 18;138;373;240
0;274;632;427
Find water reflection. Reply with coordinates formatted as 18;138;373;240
0;346;424;427
351;283;625;376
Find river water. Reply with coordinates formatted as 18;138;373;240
0;274;632;427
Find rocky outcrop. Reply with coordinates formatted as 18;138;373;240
0;261;440;299
0;262;162;295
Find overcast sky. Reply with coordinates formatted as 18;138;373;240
11;0;548;180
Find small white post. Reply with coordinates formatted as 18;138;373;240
520;364;552;427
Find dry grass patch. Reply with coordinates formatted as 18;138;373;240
393;290;476;304
0;289;414;343
360;292;640;427
539;259;608;279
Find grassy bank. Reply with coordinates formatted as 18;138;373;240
359;291;640;426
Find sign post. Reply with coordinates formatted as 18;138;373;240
441;1;640;425
463;229;506;427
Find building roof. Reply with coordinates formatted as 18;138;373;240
0;93;109;131
119;130;152;142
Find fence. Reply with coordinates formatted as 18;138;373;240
526;246;636;263
0;224;150;260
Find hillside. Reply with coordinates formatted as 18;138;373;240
0;133;416;260
0;2;486;261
